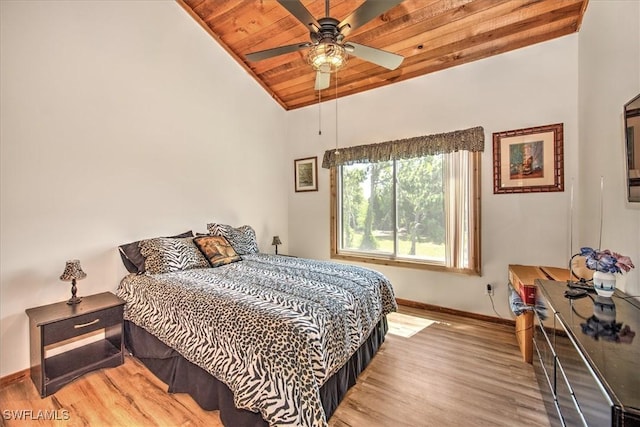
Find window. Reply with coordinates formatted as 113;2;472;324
326;129;482;275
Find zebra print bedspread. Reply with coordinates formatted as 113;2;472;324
117;253;396;427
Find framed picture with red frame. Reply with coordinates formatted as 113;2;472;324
493;123;564;194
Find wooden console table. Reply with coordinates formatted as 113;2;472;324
508;264;570;363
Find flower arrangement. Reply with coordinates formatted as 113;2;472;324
580;247;635;274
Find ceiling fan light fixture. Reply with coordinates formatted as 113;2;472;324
307;43;347;73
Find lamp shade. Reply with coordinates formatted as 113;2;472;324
307;42;347;73
271;236;282;246
60;260;87;282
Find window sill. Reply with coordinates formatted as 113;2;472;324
331;252;480;275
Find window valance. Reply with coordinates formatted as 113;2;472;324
322;126;484;169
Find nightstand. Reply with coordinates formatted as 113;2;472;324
25;292;125;397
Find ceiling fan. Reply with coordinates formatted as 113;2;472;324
246;0;404;91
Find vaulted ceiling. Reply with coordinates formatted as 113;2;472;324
178;0;588;110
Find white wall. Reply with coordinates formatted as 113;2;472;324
577;0;640;297
287;36;579;318
0;1;288;377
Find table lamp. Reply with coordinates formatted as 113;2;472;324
60;259;87;305
271;236;282;255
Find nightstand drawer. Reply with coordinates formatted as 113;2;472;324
43;306;123;346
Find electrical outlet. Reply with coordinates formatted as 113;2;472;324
485;283;494;296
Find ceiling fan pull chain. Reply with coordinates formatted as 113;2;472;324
318;89;322;136
335;69;339;154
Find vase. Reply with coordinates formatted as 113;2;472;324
593;271;616;297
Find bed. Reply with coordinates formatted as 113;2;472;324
116;227;396;427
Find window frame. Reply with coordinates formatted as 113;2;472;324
329;151;482;275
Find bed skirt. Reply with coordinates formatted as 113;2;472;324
124;316;388;426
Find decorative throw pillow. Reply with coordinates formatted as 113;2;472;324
118;231;194;274
139;237;210;274
193;236;242;267
206;223;259;255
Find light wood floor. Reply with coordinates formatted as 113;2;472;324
0;306;551;427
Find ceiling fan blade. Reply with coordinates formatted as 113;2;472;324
346;42;403;70
315;71;330;90
246;42;311;62
277;0;319;30
339;0;403;37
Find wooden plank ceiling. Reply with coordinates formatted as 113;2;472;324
179;0;588;110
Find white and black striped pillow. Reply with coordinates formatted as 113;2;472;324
118;231;193;274
206;223;259;255
139;237;210;274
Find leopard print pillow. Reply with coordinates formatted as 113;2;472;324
139;237;210;274
206;223;259;255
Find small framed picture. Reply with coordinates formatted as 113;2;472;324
493;123;564;194
294;156;318;192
